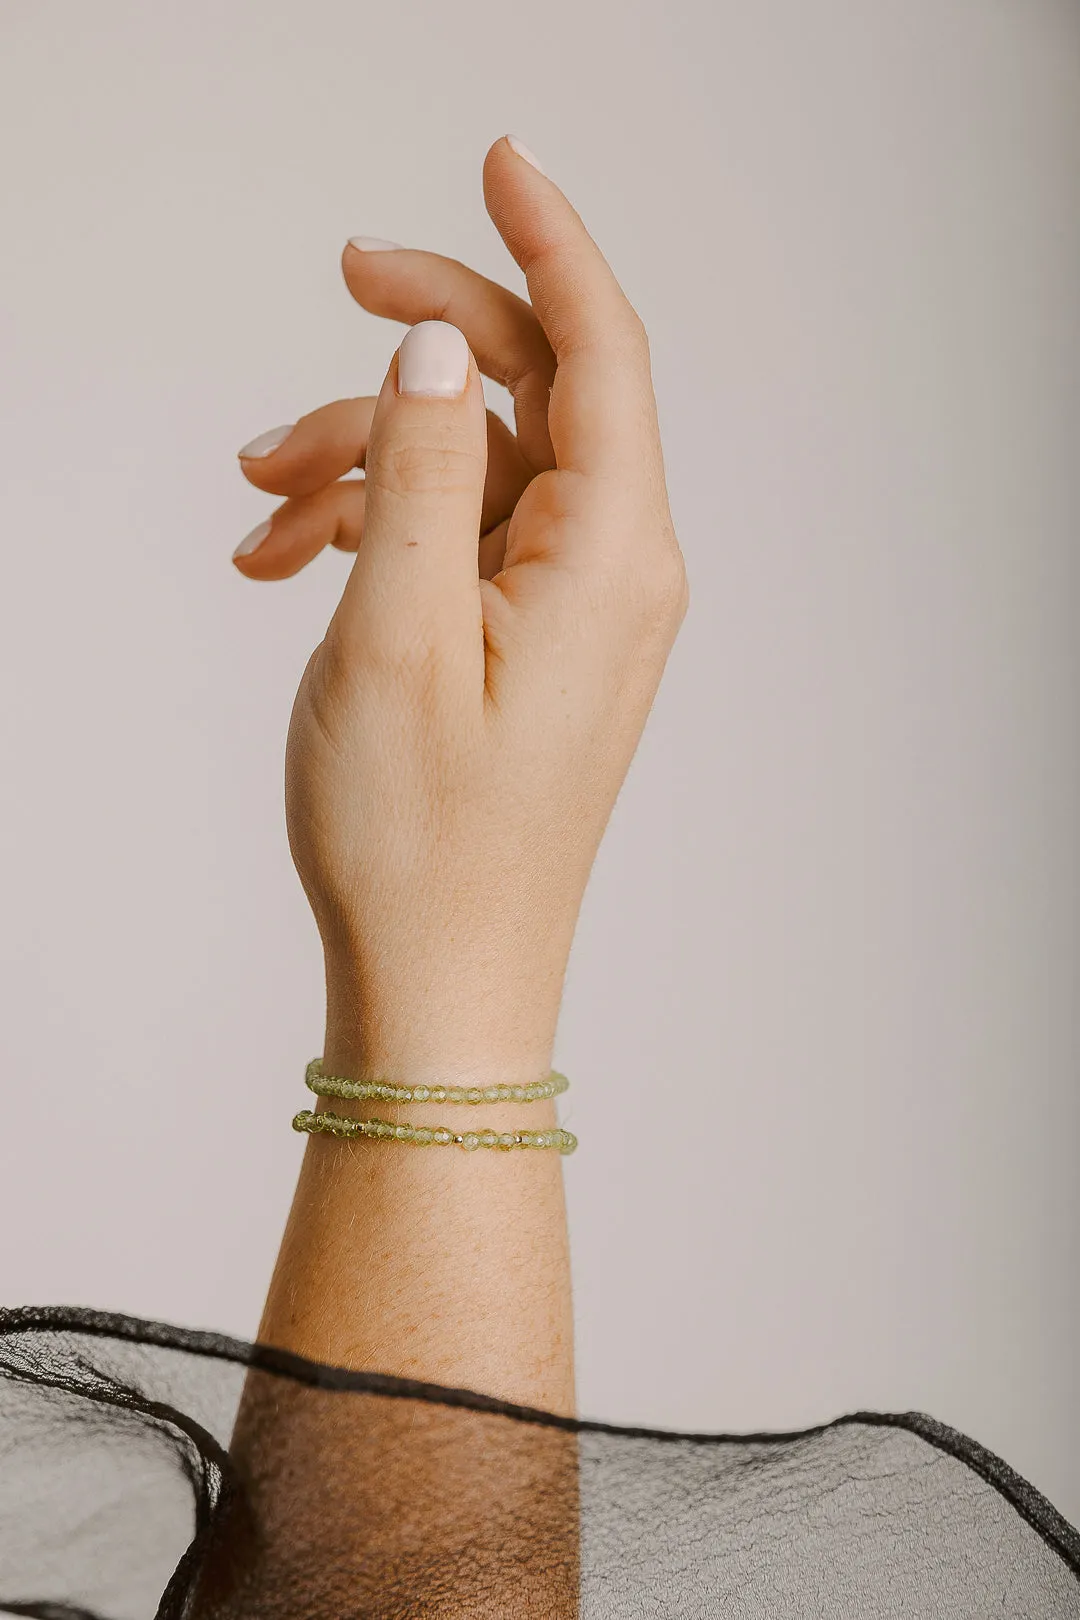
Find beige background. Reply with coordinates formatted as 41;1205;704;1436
1;0;1077;1523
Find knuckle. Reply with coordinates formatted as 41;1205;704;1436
602;302;650;366
293;635;352;760
369;439;482;500
567;318;649;371
317;620;438;703
588;540;689;635
663;549;691;623
628;546;690;631
648;552;689;621
623;304;650;350
355;617;451;700
316;626;357;698
672;576;691;629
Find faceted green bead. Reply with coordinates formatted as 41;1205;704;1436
295;1062;577;1153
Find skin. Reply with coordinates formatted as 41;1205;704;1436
235;135;688;1420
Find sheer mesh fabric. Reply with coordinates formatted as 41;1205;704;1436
0;1308;1076;1618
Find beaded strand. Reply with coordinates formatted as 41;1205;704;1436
305;1058;568;1106
293;1108;577;1155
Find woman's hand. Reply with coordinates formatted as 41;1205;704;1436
234;136;688;1087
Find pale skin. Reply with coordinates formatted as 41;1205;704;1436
235;136;688;1421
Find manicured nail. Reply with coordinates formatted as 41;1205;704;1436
348;236;404;252
397;320;470;397
233;519;272;559
238;424;294;460
505;135;545;175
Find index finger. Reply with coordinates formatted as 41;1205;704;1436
482;135;662;483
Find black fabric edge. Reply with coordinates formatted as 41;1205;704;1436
2;1304;1077;1581
0;1605;109;1619
0;1335;239;1620
831;1410;1080;1579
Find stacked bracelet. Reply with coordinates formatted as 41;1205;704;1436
293;1108;577;1154
304;1058;569;1106
294;1058;577;1154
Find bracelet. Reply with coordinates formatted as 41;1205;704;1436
293;1108;578;1154
305;1057;569;1106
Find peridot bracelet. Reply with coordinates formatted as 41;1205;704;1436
293;1108;577;1154
304;1057;569;1106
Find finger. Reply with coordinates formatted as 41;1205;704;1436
482;135;662;483
231;482;367;581
478;516;510;582
480;410;533;538
332;321;488;677
231;414;525;581
239;398;530;536
238;399;377;499
234;480;509;585
341;241;556;472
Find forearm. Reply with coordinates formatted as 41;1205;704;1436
256;960;576;1415
197;968;578;1617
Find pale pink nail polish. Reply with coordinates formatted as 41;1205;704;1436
505;135;545;175
397;321;470;397
233;519;272;559
347;236;404;252
238;424;294;460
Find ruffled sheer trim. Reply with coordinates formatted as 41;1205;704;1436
1;1306;1076;1618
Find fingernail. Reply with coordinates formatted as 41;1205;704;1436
505;135;545;175
238;424;294;460
348;236;404;252
233;518;272;559
397;320;470;398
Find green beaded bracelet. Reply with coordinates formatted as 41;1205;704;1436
293;1108;578;1155
305;1057;569;1107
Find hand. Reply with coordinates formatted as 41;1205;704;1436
234;136;688;1083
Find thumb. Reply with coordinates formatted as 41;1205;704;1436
332;320;488;680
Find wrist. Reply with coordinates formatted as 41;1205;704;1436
322;964;563;1089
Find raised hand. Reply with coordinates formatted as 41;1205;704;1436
234;136;687;1091
235;139;686;1427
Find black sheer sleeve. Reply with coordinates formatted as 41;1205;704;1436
0;1307;1076;1618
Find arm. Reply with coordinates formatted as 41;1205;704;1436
238;136;686;1413
197;137;687;1616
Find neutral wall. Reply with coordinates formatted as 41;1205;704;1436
1;0;1077;1522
